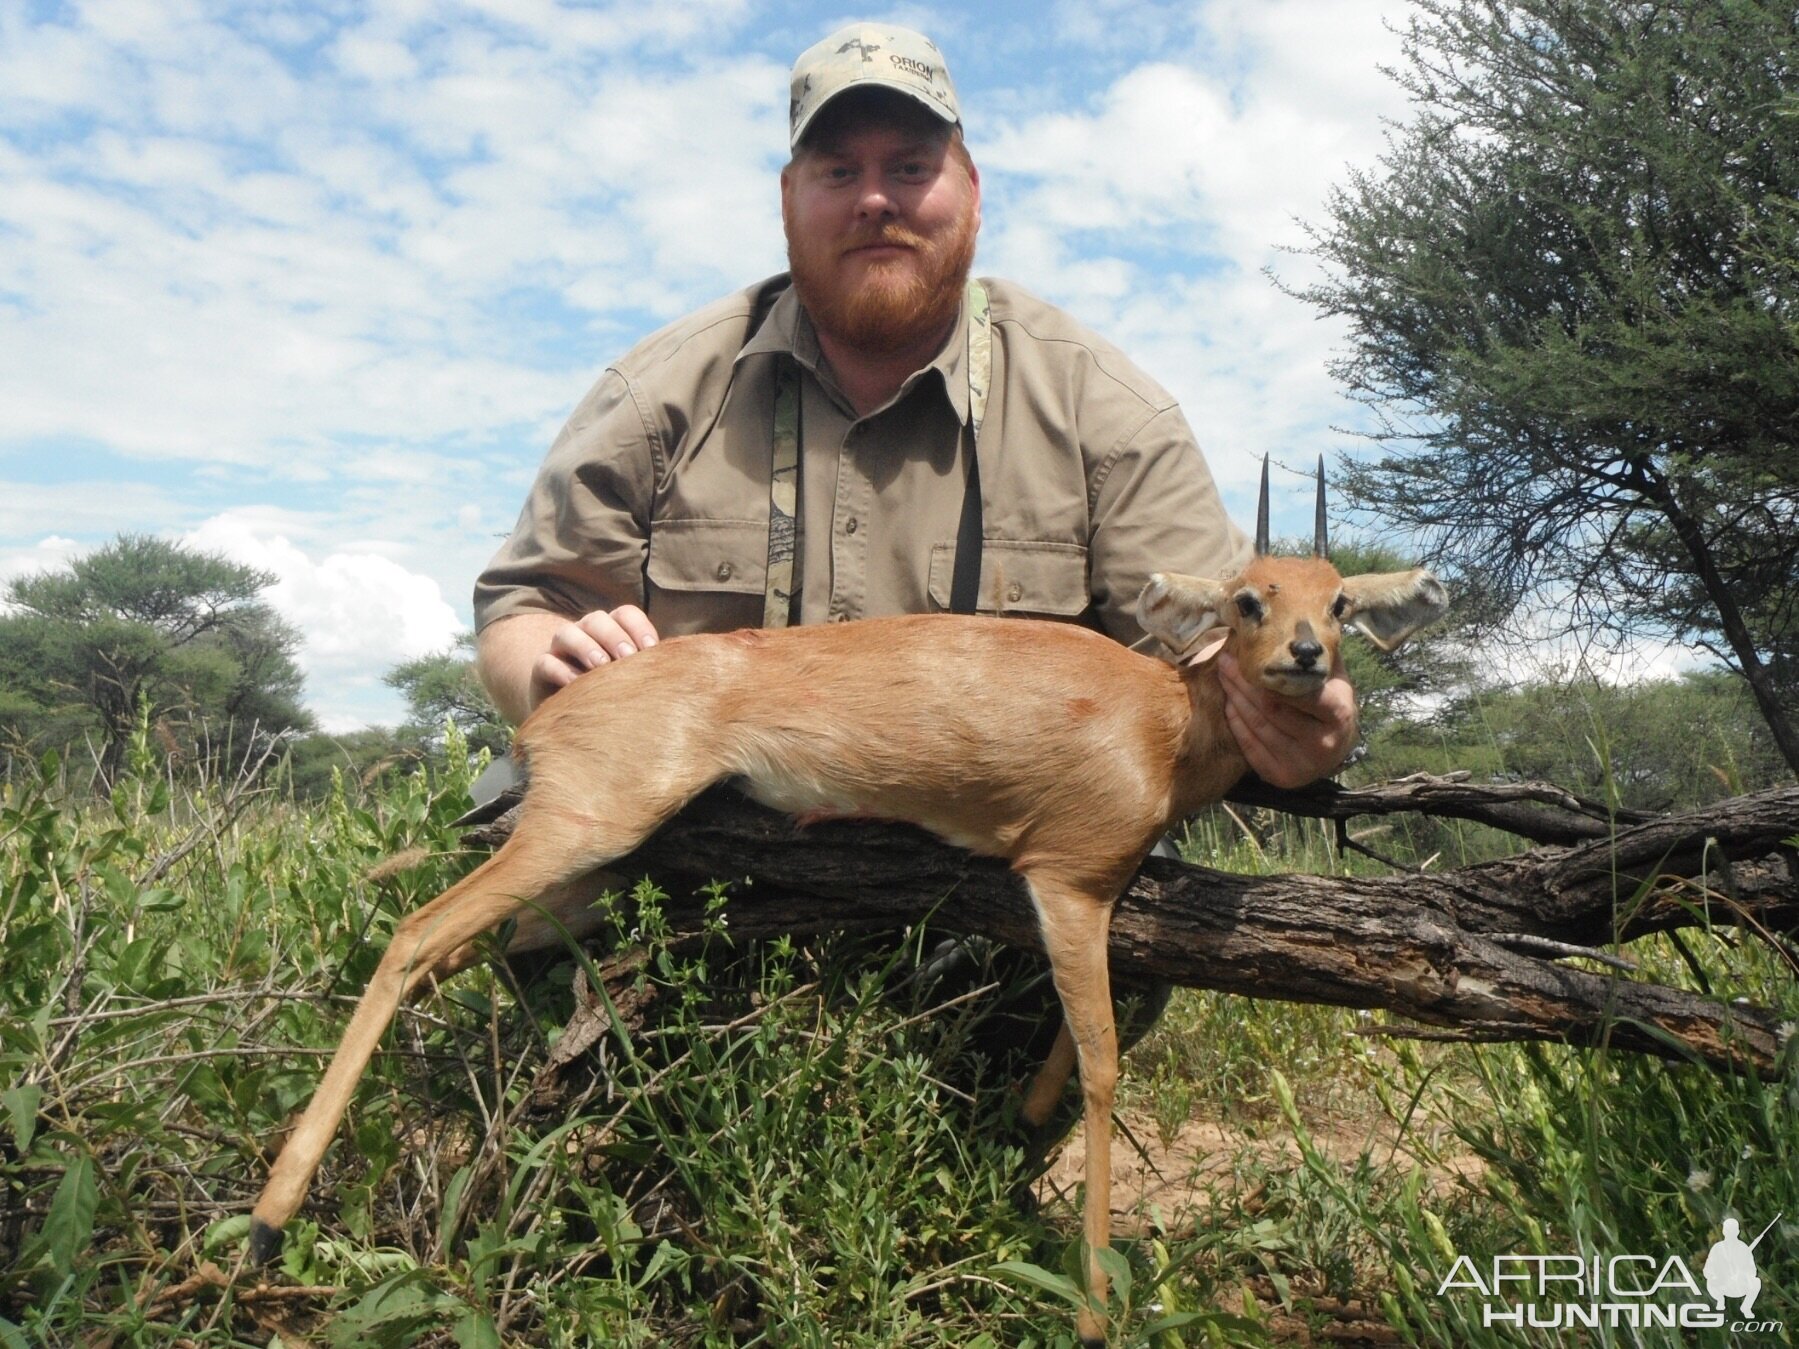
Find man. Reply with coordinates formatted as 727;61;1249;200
468;19;1353;1137
473;22;1355;785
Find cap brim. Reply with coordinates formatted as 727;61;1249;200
791;81;959;149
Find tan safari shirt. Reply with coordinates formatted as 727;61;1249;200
474;274;1251;647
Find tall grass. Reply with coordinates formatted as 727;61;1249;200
2;720;1793;1346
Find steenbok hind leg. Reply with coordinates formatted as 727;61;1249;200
430;867;630;981
250;821;616;1256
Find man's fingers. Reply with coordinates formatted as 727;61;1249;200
575;606;660;661
1217;655;1357;788
531;652;581;691
550;620;611;670
1225;694;1310;786
607;605;660;651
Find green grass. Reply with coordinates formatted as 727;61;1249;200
2;722;1794;1346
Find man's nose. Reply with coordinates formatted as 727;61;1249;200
855;183;897;219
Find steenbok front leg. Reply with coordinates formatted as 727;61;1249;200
1027;877;1121;1348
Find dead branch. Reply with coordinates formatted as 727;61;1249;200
465;782;1799;1079
1224;770;1655;845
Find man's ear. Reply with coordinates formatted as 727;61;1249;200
1138;573;1228;656
1338;569;1449;651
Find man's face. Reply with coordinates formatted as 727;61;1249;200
781;107;981;357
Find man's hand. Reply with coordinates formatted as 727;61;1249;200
535;605;660;694
477;606;660;726
1217;651;1358;789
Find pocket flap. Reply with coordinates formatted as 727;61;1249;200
928;540;1090;616
647;519;768;595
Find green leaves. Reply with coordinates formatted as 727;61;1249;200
1298;0;1799;770
0;532;314;785
3;1084;43;1152
39;1156;98;1275
384;634;510;759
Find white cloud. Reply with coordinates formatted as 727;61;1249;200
1486;617;1708;693
183;512;463;729
0;4;787;474
0;483;192;540
0;535;84;606
974;0;1408;531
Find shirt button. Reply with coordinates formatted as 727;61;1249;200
716;562;734;581
1006;582;1023;603
844;517;859;535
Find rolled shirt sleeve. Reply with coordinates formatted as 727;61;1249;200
1088;402;1253;649
473;370;656;632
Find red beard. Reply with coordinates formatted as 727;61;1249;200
785;206;978;358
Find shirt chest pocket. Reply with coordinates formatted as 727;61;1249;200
928;539;1090;618
645;519;769;634
647;519;769;593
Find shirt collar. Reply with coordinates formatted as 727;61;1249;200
735;275;972;426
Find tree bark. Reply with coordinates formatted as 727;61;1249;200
466;782;1799;1079
1222;771;1655;845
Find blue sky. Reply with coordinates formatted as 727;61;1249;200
2;0;1436;729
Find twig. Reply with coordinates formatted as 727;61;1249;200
147;1260;340;1311
1485;932;1638;972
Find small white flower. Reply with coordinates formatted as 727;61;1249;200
1687;1169;1712;1192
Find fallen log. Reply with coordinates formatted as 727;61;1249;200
465;782;1799;1079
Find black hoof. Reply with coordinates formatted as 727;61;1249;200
249;1217;284;1264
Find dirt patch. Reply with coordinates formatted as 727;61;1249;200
1034;1105;1484;1235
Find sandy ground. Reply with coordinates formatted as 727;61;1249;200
1032;1105;1486;1345
1037;1105;1483;1234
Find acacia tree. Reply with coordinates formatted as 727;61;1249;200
385;634;509;758
0;534;313;782
1296;0;1799;773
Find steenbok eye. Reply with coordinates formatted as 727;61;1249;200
1235;594;1264;622
1331;595;1350;621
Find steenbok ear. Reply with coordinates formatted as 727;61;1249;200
1338;569;1449;651
1138;573;1229;658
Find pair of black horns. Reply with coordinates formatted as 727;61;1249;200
1253;454;1328;558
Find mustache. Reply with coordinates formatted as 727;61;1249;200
841;225;929;254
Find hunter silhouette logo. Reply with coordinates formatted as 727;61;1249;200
1705;1215;1778;1318
1436;1215;1785;1334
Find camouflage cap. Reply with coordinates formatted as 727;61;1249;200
789;23;960;150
